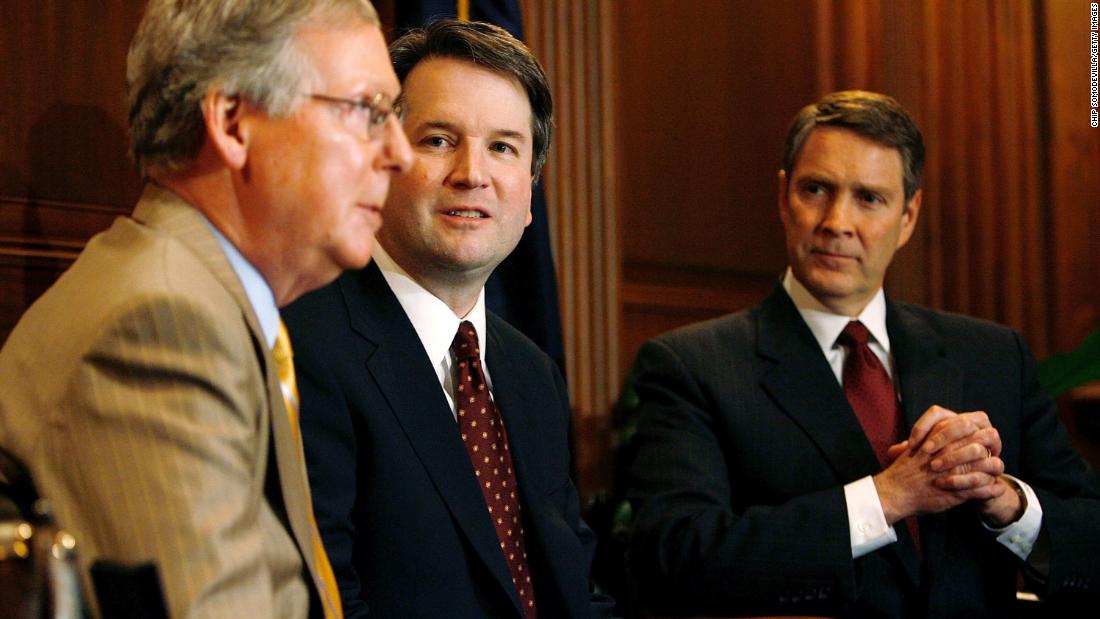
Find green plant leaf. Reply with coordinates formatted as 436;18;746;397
1040;329;1100;397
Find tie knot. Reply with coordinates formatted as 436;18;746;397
451;320;481;361
838;320;871;348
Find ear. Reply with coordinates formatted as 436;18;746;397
524;181;534;227
202;89;249;170
777;169;790;226
896;188;922;249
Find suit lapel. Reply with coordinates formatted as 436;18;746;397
756;286;883;482
135;185;325;598
344;265;522;614
487;318;577;615
757;286;926;587
888;302;963;432
483;318;538;499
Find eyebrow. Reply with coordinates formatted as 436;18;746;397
850;178;896;196
418;120;529;142
797;174;894;198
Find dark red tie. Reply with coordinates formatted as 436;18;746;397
838;321;902;466
451;321;537;618
838;321;920;553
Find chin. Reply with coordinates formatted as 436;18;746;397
802;270;856;297
342;237;377;267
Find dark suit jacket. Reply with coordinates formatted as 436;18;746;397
626;284;1100;617
283;263;613;618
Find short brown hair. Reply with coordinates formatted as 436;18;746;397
390;19;553;181
782;90;925;202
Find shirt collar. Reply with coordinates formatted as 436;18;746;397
782;268;890;353
373;243;488;368
202;217;279;348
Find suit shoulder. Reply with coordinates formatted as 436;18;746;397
486;312;555;368
9;220;238;350
646;305;760;357
892;301;1020;343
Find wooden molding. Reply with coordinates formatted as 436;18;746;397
522;0;621;497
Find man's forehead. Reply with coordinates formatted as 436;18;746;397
299;21;398;97
793;127;905;188
404;58;513;89
400;57;532;135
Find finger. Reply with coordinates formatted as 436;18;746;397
955;411;991;428
930;441;995;471
940;456;1005;478
932;470;997;491
979;426;1002;458
909;405;957;450
922;411;989;454
886;440;910;461
955;479;1008;502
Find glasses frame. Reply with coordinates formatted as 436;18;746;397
306;92;399;141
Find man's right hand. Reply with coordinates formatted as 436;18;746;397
874;405;1005;525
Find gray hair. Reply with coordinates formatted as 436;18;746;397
127;0;379;176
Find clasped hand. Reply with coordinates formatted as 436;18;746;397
874;405;1023;527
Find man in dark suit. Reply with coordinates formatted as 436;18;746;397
283;20;612;619
626;90;1100;617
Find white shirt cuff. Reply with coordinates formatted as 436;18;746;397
844;475;897;558
983;474;1043;560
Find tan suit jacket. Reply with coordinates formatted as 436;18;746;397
0;185;332;618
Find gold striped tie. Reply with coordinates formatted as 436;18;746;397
274;320;344;619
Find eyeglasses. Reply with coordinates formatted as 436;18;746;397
305;92;400;141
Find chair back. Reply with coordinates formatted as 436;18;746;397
0;448;81;619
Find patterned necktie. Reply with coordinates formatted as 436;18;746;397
274;321;344;619
451;321;538;618
837;320;920;554
837;321;902;466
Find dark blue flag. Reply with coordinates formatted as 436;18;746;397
394;1;567;373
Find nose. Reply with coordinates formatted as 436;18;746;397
819;193;855;236
379;114;412;173
447;142;488;189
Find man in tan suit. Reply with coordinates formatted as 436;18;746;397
0;1;410;617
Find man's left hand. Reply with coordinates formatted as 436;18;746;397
886;407;1024;526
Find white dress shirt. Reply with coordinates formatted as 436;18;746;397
373;244;491;420
782;269;1042;560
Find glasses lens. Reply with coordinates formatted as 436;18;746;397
365;93;391;140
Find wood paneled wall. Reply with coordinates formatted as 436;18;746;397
821;0;1059;354
520;0;621;496
598;0;1100;497
1045;0;1100;353
4;1;1099;499
612;0;1100;367
1;1;144;341
614;0;819;374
